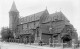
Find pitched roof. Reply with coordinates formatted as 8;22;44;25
40;24;64;34
40;24;50;33
40;20;71;34
19;10;44;24
19;10;70;25
40;21;65;34
50;11;69;22
10;1;19;12
52;21;65;33
39;9;49;23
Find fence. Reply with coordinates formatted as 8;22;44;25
6;39;28;44
3;39;80;49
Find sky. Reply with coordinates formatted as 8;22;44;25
0;0;80;37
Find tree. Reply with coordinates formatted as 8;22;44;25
1;27;14;41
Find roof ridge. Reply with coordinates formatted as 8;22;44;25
21;10;44;19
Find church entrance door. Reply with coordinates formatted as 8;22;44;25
61;35;72;47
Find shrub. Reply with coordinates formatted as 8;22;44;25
1;27;14;41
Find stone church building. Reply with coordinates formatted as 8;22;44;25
9;2;78;46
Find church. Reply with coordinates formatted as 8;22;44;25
9;2;78;46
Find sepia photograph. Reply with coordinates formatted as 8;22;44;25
0;0;80;49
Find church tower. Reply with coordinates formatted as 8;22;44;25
9;1;19;33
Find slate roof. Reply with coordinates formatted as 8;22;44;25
40;24;50;34
19;10;44;24
10;1;19;12
40;21;65;34
19;10;70;24
19;9;71;34
50;12;69;22
40;22;72;34
39;9;49;23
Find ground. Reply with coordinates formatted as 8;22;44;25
0;42;79;49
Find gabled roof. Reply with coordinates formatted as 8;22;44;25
39;9;49;23
40;20;71;34
19;9;49;24
50;11;69;22
40;24;50;33
40;22;65;34
9;1;19;12
38;11;70;23
19;10;70;25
